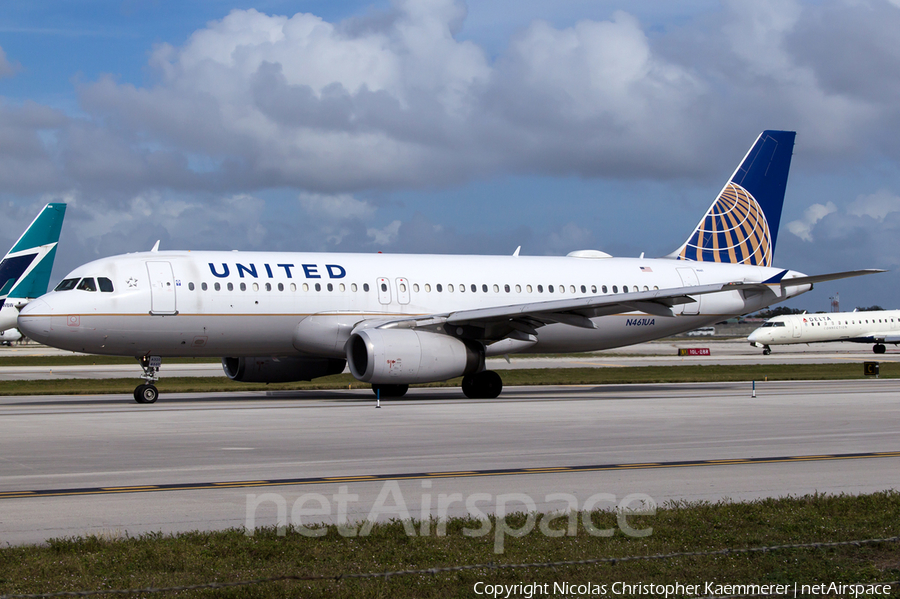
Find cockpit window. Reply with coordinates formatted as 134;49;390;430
98;277;114;292
76;278;97;292
55;278;80;291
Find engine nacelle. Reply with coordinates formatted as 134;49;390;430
346;329;483;384
222;356;346;383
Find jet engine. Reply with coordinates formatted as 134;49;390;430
346;329;483;384
222;356;346;383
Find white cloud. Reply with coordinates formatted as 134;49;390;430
0;46;19;79
847;189;900;221
367;219;402;245
298;192;376;221
787;201;837;242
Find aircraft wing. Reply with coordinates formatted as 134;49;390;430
375;280;753;341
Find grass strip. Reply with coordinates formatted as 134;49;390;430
1;362;897;396
0;492;897;598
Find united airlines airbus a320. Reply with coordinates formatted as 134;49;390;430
19;131;881;403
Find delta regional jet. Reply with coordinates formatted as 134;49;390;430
18;131;882;403
749;310;900;355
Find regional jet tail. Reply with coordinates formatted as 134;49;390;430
0;203;67;331
749;309;899;355
18;132;882;404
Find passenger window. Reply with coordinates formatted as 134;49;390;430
612;285;618;293
351;283;358;292
77;278;97;292
515;285;521;293
413;284;419;292
537;285;543;293
643;286;649;291
240;282;247;291
327;283;333;292
252;283;259;291
526;285;532;293
437;284;443;292
472;284;478;293
214;282;221;291
54;278;80;291
290;283;297;292
381;283;387;292
504;284;510;293
188;282;195;291
315;283;321;291
602;285;608;293
425;284;431;292
494;284;499;293
265;283;271;291
623;285;629;293
591;285;596;293
363;283;370;292
202;282;208;291
548;285;554;293
399;283;406;292
98;277;114;292
302;283;309;292
460;285;465;293
581;285;586;293
570;285;576;294
227;282;234;291
340;283;346;292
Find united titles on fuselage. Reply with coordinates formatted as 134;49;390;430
208;263;347;279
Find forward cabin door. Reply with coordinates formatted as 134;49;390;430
791;317;802;338
147;261;177;315
676;268;701;315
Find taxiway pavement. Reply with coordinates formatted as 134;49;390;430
1;380;897;546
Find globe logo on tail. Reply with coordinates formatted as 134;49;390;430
678;182;772;266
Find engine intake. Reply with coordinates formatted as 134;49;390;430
346;329;483;384
222;356;346;383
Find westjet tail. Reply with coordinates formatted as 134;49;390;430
0;203;67;332
18;132;881;403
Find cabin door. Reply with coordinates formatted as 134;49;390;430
676;268;701;315
146;261;177;315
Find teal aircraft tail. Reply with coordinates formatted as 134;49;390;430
0;203;67;303
671;130;795;267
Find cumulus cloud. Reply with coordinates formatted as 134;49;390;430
787;202;837;242
0;46;20;79
847;189;900;221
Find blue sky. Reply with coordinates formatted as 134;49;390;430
2;0;900;312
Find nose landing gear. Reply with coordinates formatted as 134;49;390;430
762;345;771;355
134;355;161;404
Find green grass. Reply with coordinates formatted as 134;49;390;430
0;492;897;598
0;362;896;396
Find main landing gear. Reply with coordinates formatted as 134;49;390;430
462;370;503;399
134;355;161;404
873;344;886;354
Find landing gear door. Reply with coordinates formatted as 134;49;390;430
676;267;701;315
147;261;177;315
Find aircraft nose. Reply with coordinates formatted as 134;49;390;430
17;298;52;344
747;330;759;343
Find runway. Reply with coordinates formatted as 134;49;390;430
1;380;897;546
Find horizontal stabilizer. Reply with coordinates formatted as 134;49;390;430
780;269;886;288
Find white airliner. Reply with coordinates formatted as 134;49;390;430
748;310;900;355
18;131;881;403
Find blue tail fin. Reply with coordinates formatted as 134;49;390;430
672;130;795;266
0;203;67;301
